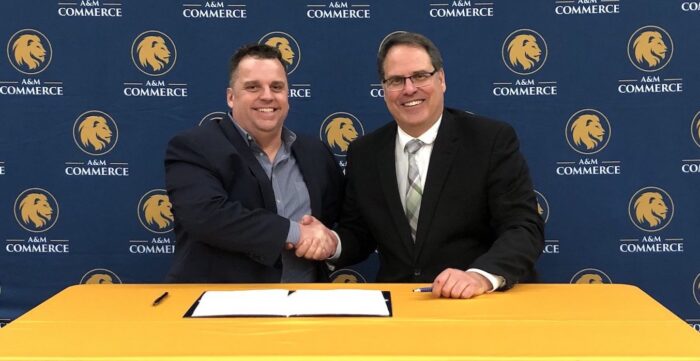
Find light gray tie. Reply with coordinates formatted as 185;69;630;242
404;139;424;242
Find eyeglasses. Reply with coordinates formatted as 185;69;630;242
382;69;438;91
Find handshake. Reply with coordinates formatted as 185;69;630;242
286;215;338;261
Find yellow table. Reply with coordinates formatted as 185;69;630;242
0;283;699;360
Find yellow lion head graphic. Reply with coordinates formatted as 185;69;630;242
633;31;667;68
325;117;358;152
78;116;112;151
265;37;295;66
137;36;171;72
12;34;46;70
332;274;359;283
19;193;53;229
634;192;668;228
571;114;605;150
537;202;544;216
575;274;603;284
507;34;541;71
695;117;700;141
143;195;174;230
85;274;113;284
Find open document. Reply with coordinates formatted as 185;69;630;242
188;289;391;317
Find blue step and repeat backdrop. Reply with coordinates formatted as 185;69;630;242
1;0;699;330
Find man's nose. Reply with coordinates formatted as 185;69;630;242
260;86;274;99
402;77;418;94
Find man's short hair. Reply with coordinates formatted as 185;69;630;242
377;32;444;80
228;44;286;85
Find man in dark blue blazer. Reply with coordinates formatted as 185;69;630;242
164;44;343;283
315;32;544;298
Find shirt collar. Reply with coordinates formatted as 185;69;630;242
228;112;296;150
396;115;442;151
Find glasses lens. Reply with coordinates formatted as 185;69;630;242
411;72;432;86
386;78;403;91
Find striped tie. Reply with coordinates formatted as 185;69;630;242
404;139;424;242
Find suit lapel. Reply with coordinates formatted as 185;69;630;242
376;124;415;254
218;118;277;211
414;111;459;258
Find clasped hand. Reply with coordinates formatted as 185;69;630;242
286;215;337;260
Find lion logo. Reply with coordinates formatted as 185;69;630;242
320;113;364;156
633;192;668;228
628;26;673;71
73;111;118;155
507;34;541;71
629;187;674;232
7;30;52;74
79;116;112;151
138;190;174;233
502;30;547;75
80;269;122;284
12;34;46;70
330;269;366;283
143;195;173;230
333;274;359;283
326;117;359;153
570;269;612;284
571;115;605;150
131;31;176;76
19;193;53;229
633;31;667;68
264;36;295;66
575;274;603;284
85;274;113;284
566;109;610;154
534;190;549;223
137;36;170;71
14;189;59;232
259;32;301;74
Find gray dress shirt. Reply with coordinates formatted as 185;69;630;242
232;119;316;282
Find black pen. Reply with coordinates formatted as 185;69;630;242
412;287;432;293
152;291;169;306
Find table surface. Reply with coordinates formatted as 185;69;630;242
0;283;699;360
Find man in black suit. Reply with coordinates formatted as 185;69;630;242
317;32;543;298
164;44;342;283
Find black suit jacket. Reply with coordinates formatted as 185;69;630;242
164;117;344;283
335;108;544;288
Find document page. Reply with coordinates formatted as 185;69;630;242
287;289;390;316
190;289;390;317
191;289;290;317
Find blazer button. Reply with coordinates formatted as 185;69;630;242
413;269;421;276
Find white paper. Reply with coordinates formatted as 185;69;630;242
286;289;390;316
191;289;290;317
190;289;389;317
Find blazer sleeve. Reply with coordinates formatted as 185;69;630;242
470;123;544;288
164;132;288;267
333;143;378;268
